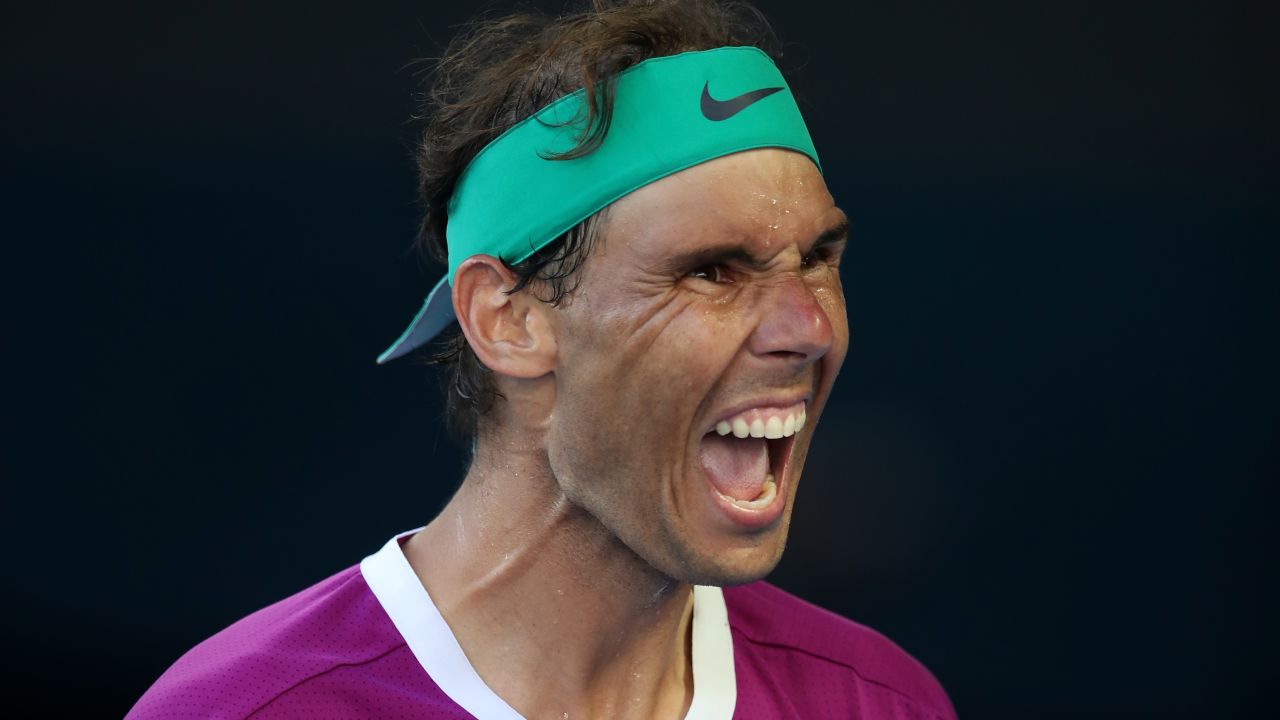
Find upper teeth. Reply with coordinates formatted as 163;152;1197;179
714;404;806;439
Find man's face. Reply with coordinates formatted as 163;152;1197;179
544;148;848;585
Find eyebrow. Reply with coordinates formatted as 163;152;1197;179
661;217;850;274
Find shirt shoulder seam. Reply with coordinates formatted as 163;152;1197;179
242;641;409;719
730;628;950;718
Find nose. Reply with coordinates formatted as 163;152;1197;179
746;275;834;364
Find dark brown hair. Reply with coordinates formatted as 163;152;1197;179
413;0;780;440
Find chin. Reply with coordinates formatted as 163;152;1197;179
666;528;791;587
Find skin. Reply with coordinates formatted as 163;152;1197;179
404;148;849;719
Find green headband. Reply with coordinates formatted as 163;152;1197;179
378;45;820;363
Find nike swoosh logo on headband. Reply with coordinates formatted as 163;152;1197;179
700;82;785;121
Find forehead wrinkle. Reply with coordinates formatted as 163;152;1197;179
641;209;811;276
725;196;846;260
597;157;839;279
695;212;847;275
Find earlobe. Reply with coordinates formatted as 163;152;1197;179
452;256;557;379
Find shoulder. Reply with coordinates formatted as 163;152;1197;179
125;563;413;720
723;581;956;720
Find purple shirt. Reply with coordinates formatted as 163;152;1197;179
128;529;955;719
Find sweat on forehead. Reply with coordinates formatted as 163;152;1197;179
602;150;843;267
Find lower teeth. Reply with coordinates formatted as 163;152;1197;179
730;474;777;510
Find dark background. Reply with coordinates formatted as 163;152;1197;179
4;0;1276;717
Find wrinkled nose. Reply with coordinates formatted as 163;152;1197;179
746;276;834;364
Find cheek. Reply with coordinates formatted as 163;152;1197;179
566;291;742;396
809;273;851;388
823;288;850;353
550;299;744;477
549;307;682;478
806;263;848;326
644;301;760;412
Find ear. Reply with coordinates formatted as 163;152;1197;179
451;255;557;379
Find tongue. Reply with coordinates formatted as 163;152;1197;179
699;434;769;500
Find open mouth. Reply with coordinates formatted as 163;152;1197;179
698;401;806;512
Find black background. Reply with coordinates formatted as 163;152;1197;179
4;1;1276;717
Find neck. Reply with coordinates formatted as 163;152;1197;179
403;429;696;719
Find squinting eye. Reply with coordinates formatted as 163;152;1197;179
687;264;732;284
801;246;838;269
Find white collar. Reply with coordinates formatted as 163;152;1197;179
360;527;737;720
